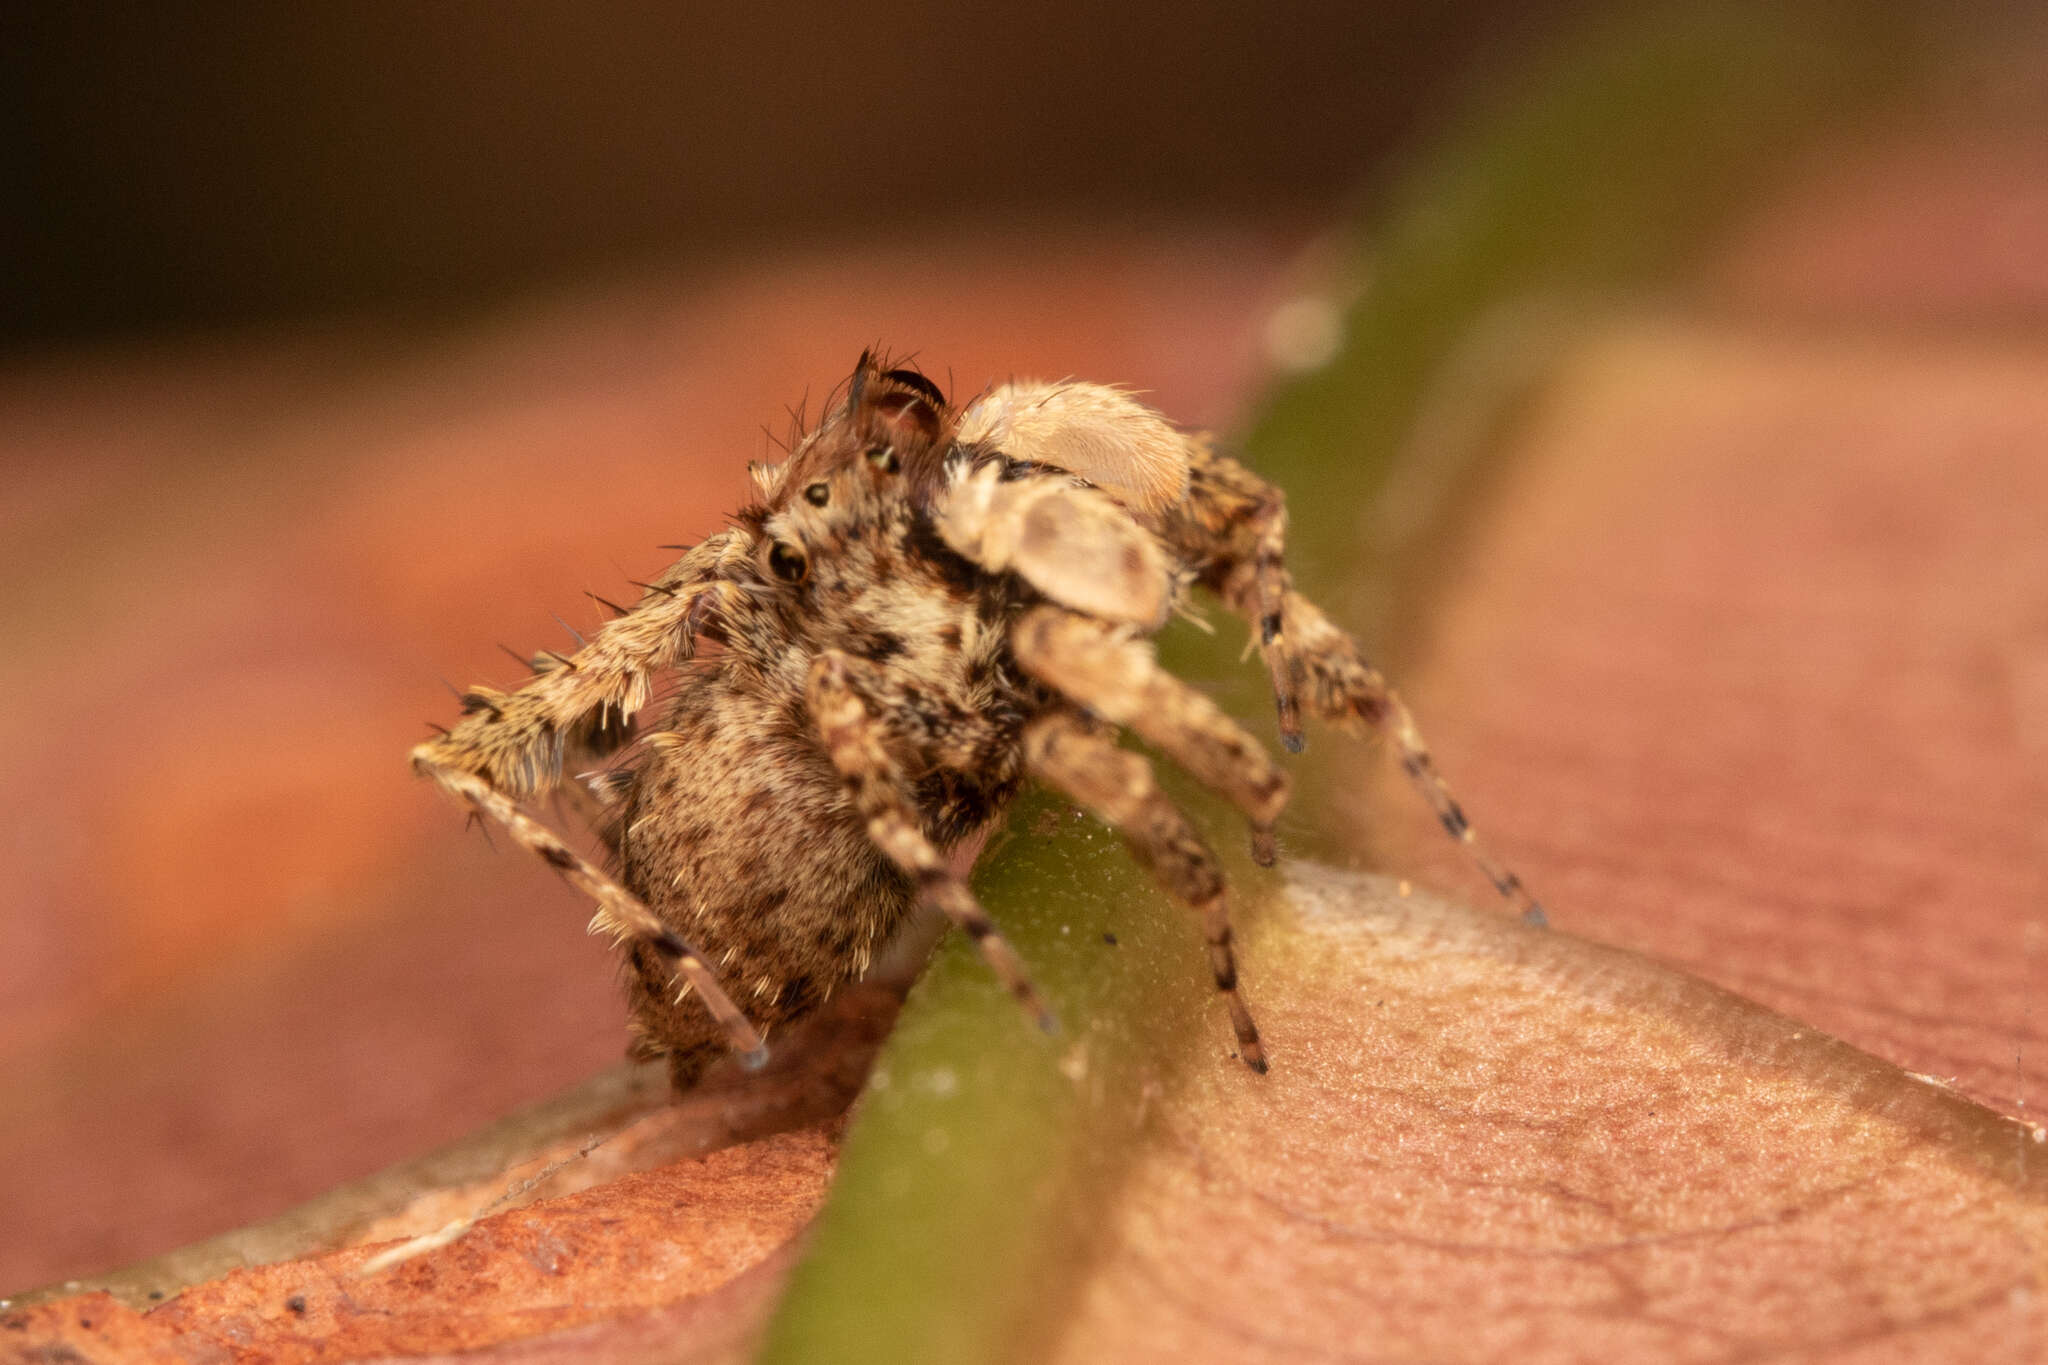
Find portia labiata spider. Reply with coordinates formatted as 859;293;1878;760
412;354;1543;1088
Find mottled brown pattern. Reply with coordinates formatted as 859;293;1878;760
413;354;1542;1086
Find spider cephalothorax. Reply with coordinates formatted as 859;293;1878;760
414;354;1542;1088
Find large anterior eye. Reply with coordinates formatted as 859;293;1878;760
768;541;809;582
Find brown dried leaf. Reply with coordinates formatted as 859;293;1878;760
2;1131;829;1365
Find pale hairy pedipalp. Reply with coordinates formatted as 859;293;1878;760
956;381;1191;519
935;462;1173;628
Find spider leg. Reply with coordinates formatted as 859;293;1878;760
1153;440;1303;750
807;650;1058;1033
1277;589;1548;925
1220;477;1301;752
1024;710;1267;1072
1011;606;1289;866
413;532;754;803
1173;448;1548;926
411;530;770;1065
410;760;766;1064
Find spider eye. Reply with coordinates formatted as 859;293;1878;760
768;541;809;583
804;482;830;507
866;445;899;474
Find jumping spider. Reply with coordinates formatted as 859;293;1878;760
413;354;1542;1088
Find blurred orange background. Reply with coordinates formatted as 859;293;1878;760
5;0;2045;1307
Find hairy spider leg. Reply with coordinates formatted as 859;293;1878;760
412;760;767;1064
1278;590;1548;925
1011;606;1289;867
807;650;1058;1034
1175;447;1549;927
410;531;771;1065
1024;710;1267;1072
